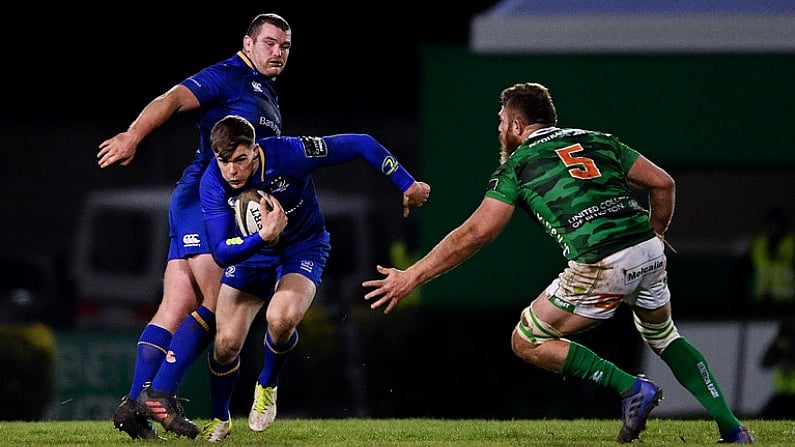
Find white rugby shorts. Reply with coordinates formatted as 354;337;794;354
544;237;670;320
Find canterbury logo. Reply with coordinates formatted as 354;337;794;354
183;234;200;246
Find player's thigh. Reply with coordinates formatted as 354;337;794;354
215;284;263;353
531;291;602;336
151;259;201;330
187;253;223;310
267;273;317;325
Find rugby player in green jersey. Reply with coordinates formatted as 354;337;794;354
363;82;753;444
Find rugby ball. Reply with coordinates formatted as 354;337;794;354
232;189;274;236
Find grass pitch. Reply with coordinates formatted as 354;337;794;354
0;418;792;446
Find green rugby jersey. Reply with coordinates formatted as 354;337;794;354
485;127;656;263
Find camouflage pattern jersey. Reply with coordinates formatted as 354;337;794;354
484;127;656;263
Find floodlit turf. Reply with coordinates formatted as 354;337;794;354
0;418;792;446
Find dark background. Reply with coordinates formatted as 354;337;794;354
5;3;498;122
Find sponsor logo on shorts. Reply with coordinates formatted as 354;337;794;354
225;266;236;278
625;257;664;283
300;260;314;273
548;295;575;313
183;234;201;247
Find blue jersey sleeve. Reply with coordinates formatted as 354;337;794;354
199;163;267;267
204;215;267;267
321;134;416;192
181;62;235;107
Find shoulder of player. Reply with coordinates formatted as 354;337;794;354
199;162;223;190
199;169;231;207
256;136;305;161
525;128;619;149
194;54;255;82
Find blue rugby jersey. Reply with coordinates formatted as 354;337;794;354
165;51;282;259
200;134;415;268
181;51;282;166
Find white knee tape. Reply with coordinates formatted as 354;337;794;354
633;313;680;351
516;305;562;344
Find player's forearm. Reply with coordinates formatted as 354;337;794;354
212;235;268;267
128;87;192;143
204;214;268;267
648;186;675;235
329;134;415;191
408;225;488;286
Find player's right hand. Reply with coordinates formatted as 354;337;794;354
97;131;139;168
362;265;415;314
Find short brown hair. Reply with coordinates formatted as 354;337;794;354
246;13;290;38
210;115;256;160
500;82;558;126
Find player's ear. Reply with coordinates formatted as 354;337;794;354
512;119;524;135
243;34;254;52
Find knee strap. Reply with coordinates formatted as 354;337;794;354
633;312;680;352
516;305;563;344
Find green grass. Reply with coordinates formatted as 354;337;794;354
0;418;791;446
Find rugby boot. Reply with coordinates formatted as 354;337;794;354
617;375;663;443
718;425;755;444
137;385;199;438
248;383;278;431
112;394;160;440
202;417;232;442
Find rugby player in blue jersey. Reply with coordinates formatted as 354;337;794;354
192;115;430;441
97;14;291;439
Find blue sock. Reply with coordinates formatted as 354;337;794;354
208;354;240;421
151;305;216;394
258;330;299;387
129;324;172;399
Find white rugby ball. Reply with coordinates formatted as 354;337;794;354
232;189;274;236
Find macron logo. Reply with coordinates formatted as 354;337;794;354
252;81;263;93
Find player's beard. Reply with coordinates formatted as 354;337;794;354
499;131;520;164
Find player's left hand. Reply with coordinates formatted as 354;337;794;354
402;181;431;217
258;193;288;244
362;265;415;314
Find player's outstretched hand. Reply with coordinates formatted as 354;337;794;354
97;130;141;168
402;181;431;217
363;265;417;314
